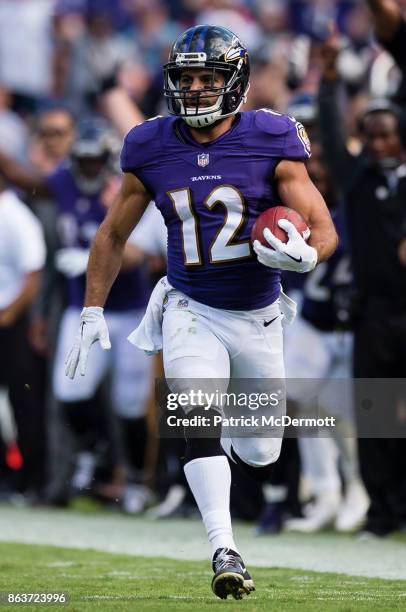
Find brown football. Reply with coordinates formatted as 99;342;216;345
251;205;310;247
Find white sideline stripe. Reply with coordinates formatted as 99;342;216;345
0;506;405;580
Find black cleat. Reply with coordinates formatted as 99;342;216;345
211;547;255;600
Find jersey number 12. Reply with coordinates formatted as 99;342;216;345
167;185;251;265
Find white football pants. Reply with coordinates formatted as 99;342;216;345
162;289;286;467
284;315;360;494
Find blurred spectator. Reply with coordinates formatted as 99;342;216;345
123;1;181;73
367;0;406;104
255;0;289;36
288;0;357;40
47;122;153;511
55;5;134;113
318;27;406;536
0;182;46;498
284;153;369;533
0;88;29;164
30;107;76;175
28;99;74;356
18;107;78;506
0;0;54;108
0;118;154;511
245;58;289;111
28;107;76;359
336;5;374;94
196;0;262;50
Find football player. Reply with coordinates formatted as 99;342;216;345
66;26;338;599
0;119;154;507
283;153;369;533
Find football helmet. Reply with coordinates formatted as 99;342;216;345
70;118;119;194
163;25;250;128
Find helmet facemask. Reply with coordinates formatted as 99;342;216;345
163;44;250;128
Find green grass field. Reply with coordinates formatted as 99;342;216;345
0;542;405;611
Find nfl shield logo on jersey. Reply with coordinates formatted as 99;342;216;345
198;153;209;167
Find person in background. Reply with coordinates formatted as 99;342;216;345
366;0;406;106
0;119;154;512
284;151;369;533
318;25;406;536
28;106;77;357
0;175;46;499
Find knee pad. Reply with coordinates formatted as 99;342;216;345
184;407;223;462
232;436;282;467
230;437;282;483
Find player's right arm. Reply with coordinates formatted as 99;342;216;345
65;171;151;379
0;151;50;198
84;171;151;307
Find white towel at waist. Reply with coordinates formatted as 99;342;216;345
279;285;297;326
127;276;173;354
128;277;295;354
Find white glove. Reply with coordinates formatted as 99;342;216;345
253;219;317;273
65;307;111;379
55;248;90;278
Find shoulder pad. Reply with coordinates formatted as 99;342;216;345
125;116;165;145
254;109;294;136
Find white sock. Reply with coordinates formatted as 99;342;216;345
184;455;238;556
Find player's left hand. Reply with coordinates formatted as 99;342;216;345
253;219;317;273
65;307;111;379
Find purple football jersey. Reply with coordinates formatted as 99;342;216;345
46;163;150;311
121;110;310;310
301;211;352;330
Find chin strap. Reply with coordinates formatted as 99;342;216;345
184;113;222;128
181;96;224;128
182;85;249;128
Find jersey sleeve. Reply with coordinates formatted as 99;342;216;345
283;118;312;160
253;109;311;161
120;129;140;174
120;118;162;178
